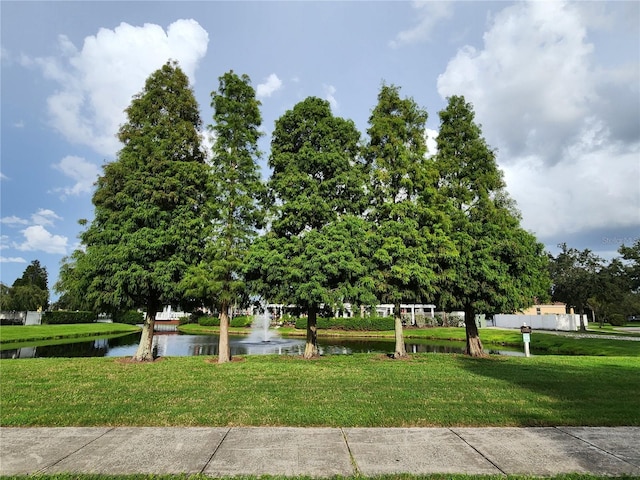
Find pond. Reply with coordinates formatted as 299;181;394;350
0;331;525;359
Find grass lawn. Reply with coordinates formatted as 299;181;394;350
1;353;638;428
0;323;140;345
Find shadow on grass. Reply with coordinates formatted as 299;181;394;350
457;355;640;426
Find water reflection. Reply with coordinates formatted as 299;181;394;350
1;332;524;359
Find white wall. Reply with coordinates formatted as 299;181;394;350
494;314;587;331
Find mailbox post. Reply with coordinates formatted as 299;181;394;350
520;323;532;357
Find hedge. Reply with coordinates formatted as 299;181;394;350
295;316;395;331
198;315;254;328
42;311;96;324
112;310;144;325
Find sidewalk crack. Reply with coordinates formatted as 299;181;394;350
340;428;360;476
555;427;639;469
450;428;506;475
37;427;115;474
200;427;231;474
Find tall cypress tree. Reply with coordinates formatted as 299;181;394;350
181;71;265;363
366;84;454;358
434;95;549;356
78;61;210;361
246;97;370;358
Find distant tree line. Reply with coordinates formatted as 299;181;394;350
548;241;640;327
47;60;635;363
0;260;49;312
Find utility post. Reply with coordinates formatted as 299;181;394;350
520;323;532;357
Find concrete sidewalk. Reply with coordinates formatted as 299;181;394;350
1;427;639;477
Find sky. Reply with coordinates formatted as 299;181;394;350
1;1;639;301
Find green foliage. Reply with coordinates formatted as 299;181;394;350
0;283;11;310
6;260;50;311
619;238;640;291
246;97;372;312
295;316;395;331
434;96;550;324
53;250;93;311
197;315;219;327
366;85;456;308
182;71;265;321
608;314;626;326
69;61;211;337
365;84;456;356
197;315;255;328
42;311;96;324
550;243;604;315
230;315;254;327
268;97;367;237
112;310;143;325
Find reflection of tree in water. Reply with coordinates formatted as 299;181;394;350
36;339;109;357
1;333;521;358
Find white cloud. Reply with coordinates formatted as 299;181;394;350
256;73;283;98
390;1;453;48
436;1;640;240
27;19;209;158
0;172;8;181
438;1;597;162
52;155;101;197
324;84;338;110
31;209;62;227
1;216;29;227
0;256;27;264
425;128;438;158
16;225;68;255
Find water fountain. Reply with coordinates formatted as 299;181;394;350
245;307;276;343
238;305;305;354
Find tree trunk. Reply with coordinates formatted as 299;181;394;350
133;299;158;362
464;304;485;357
304;303;319;359
578;306;586;331
218;300;231;363
393;301;407;358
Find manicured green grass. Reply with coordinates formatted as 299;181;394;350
0;323;140;345
2;475;636;480
1;354;638;427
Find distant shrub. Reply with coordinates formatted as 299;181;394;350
196;315;253;327
178;316;192;325
295;316;395;331
198;315;219;327
112;310;144;325
230;315;253;328
42;311;96;325
608;314;626;326
280;314;297;326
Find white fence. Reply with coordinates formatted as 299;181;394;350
494;314;587;331
0;311;42;325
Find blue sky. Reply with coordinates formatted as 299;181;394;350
1;1;639;300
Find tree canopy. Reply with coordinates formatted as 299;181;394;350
434;95;550;356
246;96;370;358
5;260;49;311
365;84;455;357
181;70;265;363
73;61;211;361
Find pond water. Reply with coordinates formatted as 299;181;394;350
0;332;524;359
